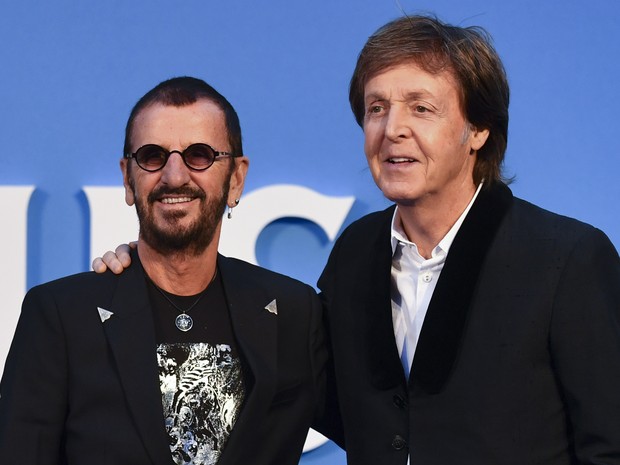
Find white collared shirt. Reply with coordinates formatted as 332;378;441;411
390;184;483;379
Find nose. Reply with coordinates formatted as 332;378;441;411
160;151;191;187
384;105;412;142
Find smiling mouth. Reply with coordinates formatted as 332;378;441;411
160;197;194;204
387;157;416;164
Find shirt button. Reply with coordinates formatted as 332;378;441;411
422;272;432;283
392;435;407;450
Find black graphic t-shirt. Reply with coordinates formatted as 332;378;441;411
147;272;246;465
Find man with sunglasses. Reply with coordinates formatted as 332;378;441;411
0;77;330;465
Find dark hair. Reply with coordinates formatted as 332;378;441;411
349;15;510;185
124;76;243;158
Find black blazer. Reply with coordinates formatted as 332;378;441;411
318;183;620;465
0;252;327;465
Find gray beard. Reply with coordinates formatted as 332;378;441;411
132;177;231;257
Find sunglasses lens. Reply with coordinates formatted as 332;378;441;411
184;144;216;170
135;145;167;171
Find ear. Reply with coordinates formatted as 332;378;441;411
120;159;135;206
227;156;249;205
469;127;490;153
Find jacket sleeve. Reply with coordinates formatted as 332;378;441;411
549;228;620;464
313;237;346;449
0;285;68;465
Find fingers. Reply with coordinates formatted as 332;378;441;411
91;242;135;274
92;257;107;274
91;252;123;274
100;250;125;274
115;244;133;268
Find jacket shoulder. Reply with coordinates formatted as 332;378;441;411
336;205;394;247
24;269;124;309
510;197;603;241
495;197;620;270
218;255;315;293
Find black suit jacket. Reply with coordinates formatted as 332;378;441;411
318;183;620;465
0;252;327;465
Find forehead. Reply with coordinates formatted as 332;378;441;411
364;62;460;101
131;99;228;149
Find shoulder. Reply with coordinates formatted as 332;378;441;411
318;206;394;288
28;269;119;295
217;256;321;326
23;268;127;312
342;205;394;235
333;205;394;249
497;196;619;268
217;255;315;294
16;270;128;341
509;197;605;243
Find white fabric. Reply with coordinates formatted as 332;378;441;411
390;183;483;378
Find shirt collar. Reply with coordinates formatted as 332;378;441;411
390;183;484;257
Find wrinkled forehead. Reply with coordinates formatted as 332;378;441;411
130;100;229;148
363;56;462;96
133;98;225;124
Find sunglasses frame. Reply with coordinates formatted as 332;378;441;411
124;143;239;172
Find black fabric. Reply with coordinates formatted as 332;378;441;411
412;182;513;393
148;271;239;351
318;183;620;465
0;251;327;465
147;272;246;465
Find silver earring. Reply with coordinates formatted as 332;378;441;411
227;199;240;219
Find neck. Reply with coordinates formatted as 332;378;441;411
137;238;219;296
397;182;477;259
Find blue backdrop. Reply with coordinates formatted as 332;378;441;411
1;1;619;464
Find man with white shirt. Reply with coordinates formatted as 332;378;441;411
317;14;620;465
91;14;620;465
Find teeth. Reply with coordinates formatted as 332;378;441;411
161;197;192;204
389;157;415;163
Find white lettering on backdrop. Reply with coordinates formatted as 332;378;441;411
219;184;355;264
0;186;35;370
85;184;355;266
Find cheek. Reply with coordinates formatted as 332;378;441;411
363;128;382;160
364;147;382;180
128;173;158;204
364;154;382;183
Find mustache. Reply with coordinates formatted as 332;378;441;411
147;186;207;203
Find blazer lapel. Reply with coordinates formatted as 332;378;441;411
216;255;278;450
102;252;174;465
412;182;513;394
357;207;406;390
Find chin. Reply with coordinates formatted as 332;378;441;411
381;187;424;206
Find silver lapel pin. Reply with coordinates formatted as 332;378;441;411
97;307;114;323
265;299;278;315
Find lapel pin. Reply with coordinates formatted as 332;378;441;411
97;307;114;323
265;299;278;315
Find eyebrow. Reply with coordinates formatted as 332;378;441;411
364;89;435;104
